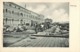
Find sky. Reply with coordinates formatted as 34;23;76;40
14;2;69;23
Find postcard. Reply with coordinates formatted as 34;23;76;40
0;0;80;52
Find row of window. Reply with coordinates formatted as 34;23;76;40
3;9;41;20
3;9;23;16
3;2;32;14
3;18;23;21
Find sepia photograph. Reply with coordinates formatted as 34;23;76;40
3;2;69;47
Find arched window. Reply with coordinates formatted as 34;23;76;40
20;19;23;21
20;13;23;16
5;18;8;24
18;7;20;9
20;19;23;24
12;19;14;21
3;9;5;13
6;9;7;12
9;3;11;6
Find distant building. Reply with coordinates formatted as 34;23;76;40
3;2;44;27
45;18;52;23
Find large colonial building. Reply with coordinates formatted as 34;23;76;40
3;2;44;27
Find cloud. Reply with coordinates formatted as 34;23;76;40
49;8;69;22
25;3;69;23
26;4;46;13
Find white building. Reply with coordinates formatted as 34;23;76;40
3;2;44;27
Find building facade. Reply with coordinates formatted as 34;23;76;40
3;2;44;27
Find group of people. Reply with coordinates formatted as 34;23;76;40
34;22;51;33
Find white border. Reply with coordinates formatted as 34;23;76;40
0;0;80;52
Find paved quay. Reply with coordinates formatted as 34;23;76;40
9;37;69;47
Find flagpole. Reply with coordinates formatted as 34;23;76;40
25;4;26;8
